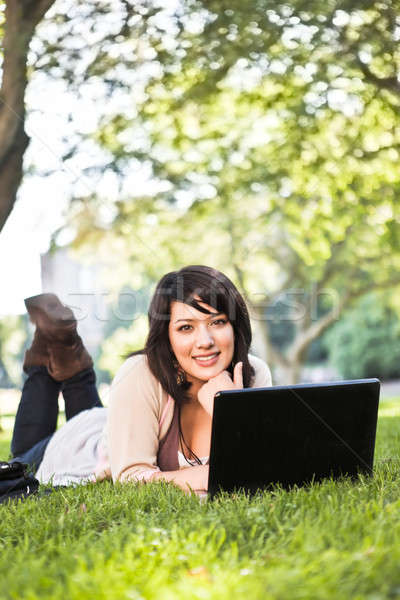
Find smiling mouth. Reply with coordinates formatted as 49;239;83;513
193;352;220;364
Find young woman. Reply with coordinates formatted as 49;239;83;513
10;265;272;495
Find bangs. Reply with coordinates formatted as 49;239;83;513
154;266;245;324
185;289;232;319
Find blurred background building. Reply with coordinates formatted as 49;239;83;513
41;248;106;356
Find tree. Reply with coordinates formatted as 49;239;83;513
0;0;158;233
0;315;27;385
69;0;400;382
2;0;400;382
0;0;56;232
324;292;400;380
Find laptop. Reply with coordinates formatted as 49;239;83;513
207;379;380;497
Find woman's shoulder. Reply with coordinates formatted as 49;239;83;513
248;354;272;387
111;353;167;408
112;353;155;385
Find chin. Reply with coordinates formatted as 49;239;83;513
196;365;228;381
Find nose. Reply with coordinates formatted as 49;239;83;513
195;324;214;348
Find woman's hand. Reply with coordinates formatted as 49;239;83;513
180;464;209;494
151;464;209;495
197;362;243;416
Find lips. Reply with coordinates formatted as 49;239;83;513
192;352;220;366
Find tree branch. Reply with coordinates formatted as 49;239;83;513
24;0;57;27
355;57;400;97
288;275;400;364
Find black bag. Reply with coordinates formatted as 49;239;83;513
0;461;39;504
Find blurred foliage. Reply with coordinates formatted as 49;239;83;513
324;293;400;380
98;314;148;378
267;292;330;362
0;3;4;36
19;0;400;380
0;315;28;387
96;285;151;381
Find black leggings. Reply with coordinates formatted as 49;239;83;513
11;366;103;471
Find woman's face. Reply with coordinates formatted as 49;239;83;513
168;299;235;391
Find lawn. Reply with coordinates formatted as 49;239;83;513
1;401;400;600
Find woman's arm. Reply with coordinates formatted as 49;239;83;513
150;464;209;494
107;355;163;483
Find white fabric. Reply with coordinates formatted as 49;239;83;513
178;450;209;468
35;407;107;486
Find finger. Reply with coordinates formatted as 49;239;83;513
233;362;243;388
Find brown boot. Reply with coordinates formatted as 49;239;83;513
24;293;93;381
24;293;76;337
47;334;93;381
23;328;50;372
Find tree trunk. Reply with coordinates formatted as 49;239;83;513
250;303;289;372
0;0;56;232
277;361;303;386
253;295;348;385
0;124;30;228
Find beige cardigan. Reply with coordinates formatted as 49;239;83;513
107;353;272;483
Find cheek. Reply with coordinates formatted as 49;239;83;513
169;331;192;358
219;326;235;351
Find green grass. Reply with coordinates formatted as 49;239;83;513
1;401;400;599
0;435;10;461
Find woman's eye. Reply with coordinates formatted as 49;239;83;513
178;324;192;331
211;319;227;326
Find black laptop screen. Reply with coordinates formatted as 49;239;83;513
208;379;380;496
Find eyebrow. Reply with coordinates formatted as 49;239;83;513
174;312;224;324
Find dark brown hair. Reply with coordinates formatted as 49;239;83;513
133;265;254;405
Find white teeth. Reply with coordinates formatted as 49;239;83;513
195;353;218;362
